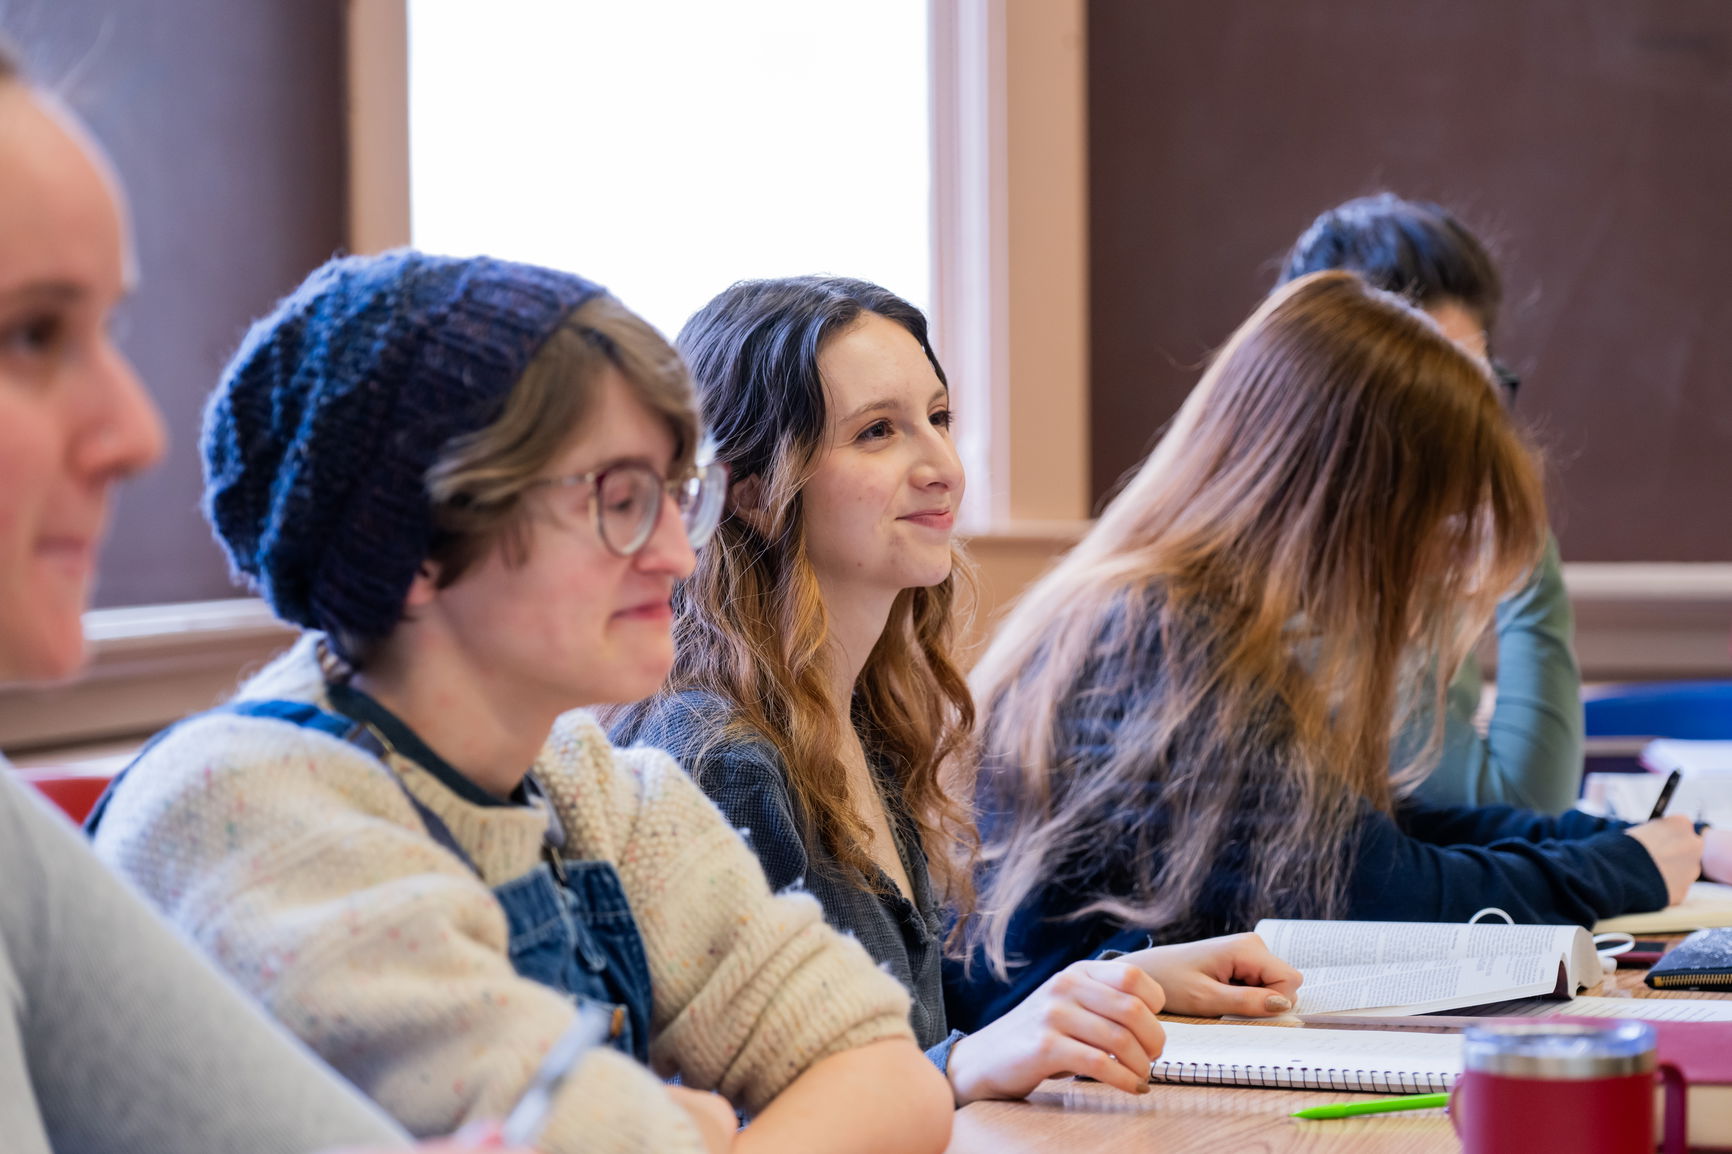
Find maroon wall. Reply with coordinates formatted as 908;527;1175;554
11;0;349;604
1088;0;1732;560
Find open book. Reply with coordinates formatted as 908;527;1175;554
1255;918;1599;1015
1151;1021;1461;1092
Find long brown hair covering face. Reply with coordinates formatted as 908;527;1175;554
965;271;1547;977
616;276;978;906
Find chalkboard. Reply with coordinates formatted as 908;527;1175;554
1088;0;1732;561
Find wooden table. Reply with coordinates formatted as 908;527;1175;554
944;942;1722;1153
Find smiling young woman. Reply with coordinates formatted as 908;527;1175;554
612;276;1300;1108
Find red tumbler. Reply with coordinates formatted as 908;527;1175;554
1451;1021;1684;1154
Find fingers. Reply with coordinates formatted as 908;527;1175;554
1118;934;1303;1016
1044;964;1167;1075
1074;957;1166;1014
1053;1034;1155;1097
950;961;1168;1104
1156;973;1295;1017
1013;1004;1158;1097
1123;933;1302;998
1212;982;1296;1017
1243;959;1302;1002
1066;961;1166;1042
1631;814;1697;844
666;1086;738;1154
1049;991;1164;1075
1216;933;1304;1000
1625;818;1702;903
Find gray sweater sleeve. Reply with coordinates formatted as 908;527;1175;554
0;769;409;1154
1412;535;1585;814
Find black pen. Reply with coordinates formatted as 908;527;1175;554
1648;769;1684;820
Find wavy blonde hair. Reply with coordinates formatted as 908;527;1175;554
965;271;1548;975
614;277;979;905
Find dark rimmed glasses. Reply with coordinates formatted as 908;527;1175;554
1491;359;1521;406
527;459;729;557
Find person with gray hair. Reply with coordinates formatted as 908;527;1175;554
0;37;489;1154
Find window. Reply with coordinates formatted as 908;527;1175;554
408;0;933;338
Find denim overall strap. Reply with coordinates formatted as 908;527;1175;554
85;700;371;837
87;695;654;1062
313;715;655;1060
88;701;477;871
490;857;653;1064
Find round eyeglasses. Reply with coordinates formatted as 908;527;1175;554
527;459;729;558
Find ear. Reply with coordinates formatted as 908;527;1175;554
402;560;443;609
731;474;772;535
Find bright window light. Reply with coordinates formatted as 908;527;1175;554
408;0;932;340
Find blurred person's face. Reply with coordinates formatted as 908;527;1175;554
1425;299;1490;363
0;86;165;682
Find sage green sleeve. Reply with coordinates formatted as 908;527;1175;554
0;769;409;1154
1410;535;1584;813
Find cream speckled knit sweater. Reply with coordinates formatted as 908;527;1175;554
91;639;913;1153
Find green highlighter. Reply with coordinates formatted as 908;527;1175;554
1291;1091;1450;1119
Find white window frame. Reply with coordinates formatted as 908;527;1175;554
349;0;1095;531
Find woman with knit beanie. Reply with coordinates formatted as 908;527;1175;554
0;37;519;1154
89;251;954;1154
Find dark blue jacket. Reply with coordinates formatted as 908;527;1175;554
945;595;1667;1033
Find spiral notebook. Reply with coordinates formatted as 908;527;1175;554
1150;1022;1463;1093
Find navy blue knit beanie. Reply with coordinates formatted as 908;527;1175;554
202;249;605;648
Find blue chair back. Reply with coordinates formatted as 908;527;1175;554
1583;681;1732;740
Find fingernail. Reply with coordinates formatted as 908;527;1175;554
1137;1080;1151;1094
1266;994;1293;1013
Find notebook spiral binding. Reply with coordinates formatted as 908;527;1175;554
1147;1061;1456;1094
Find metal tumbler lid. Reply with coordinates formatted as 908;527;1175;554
1462;1021;1656;1080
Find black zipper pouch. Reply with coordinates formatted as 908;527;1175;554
1646;927;1732;991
